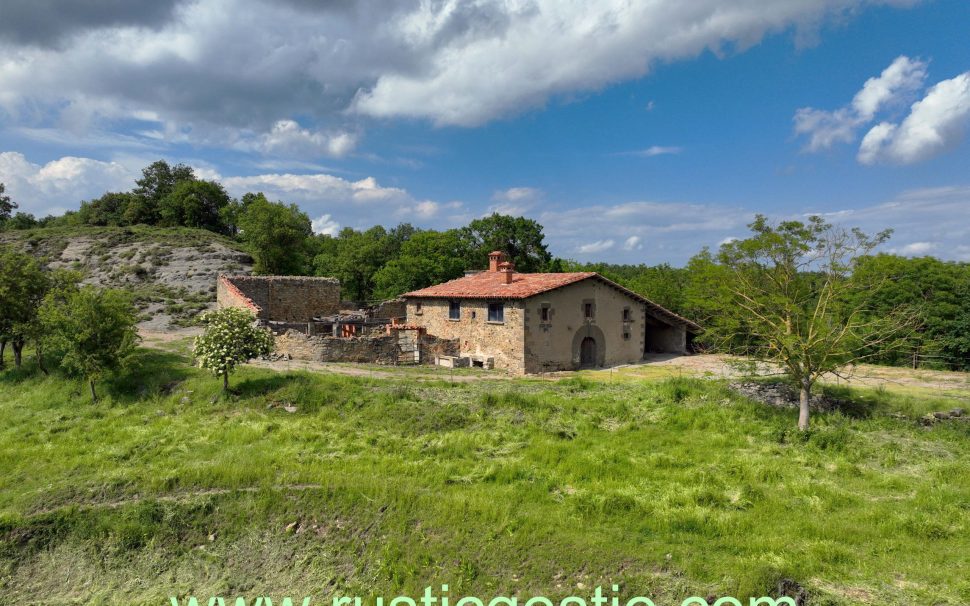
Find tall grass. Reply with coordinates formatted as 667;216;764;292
0;351;967;605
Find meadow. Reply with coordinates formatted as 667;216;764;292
0;348;967;605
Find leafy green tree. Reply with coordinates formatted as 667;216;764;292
126;160;196;225
849;254;970;369
158;179;231;233
77;192;138;226
460;214;552;272
0;247;49;368
38;285;138;401
715;215;916;430
237;193;314;275
372;229;469;299
193;307;274;392
313;224;415;302
4;212;39;230
0;182;16;225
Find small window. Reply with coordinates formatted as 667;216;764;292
488;302;505;323
449;300;461;320
584;302;594;319
623;331;631;340
540;306;550;322
622;308;631;322
415;302;422;315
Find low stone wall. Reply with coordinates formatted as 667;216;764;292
274;329;458;365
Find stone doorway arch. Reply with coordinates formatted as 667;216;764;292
571;324;605;369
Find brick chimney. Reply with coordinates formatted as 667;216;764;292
498;260;514;284
488;250;506;272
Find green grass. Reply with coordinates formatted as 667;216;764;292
0;351;968;605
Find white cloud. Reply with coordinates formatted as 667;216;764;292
794;55;927;152
622;236;643;251
857;72;970;164
489;186;542;215
256;120;357;158
311;214;341;236
578;239;615;254
0;0;923;140
898;241;936;255
623;146;683;157
0;151;134;216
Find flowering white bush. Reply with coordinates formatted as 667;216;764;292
192;307;274;390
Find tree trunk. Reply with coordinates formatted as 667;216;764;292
89;379;98;402
36;342;48;375
223;372;229;392
12;339;23;368
0;339;5;369
798;377;812;431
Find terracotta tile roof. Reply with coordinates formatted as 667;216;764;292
403;271;597;300
402;271;702;332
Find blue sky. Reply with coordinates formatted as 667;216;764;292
1;0;968;264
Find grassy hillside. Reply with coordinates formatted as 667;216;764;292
0;226;253;329
0;350;967;605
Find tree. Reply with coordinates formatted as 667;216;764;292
77;192;138;226
0;247;49;368
158;179;232;233
715;215;915;431
237;193;314;275
127;160;196;225
193;307;274;392
38;285;138;401
0;182;17;224
372;229;469;299
313;225;414;302
460;214;552;272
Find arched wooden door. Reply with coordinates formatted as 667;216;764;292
580;336;597;368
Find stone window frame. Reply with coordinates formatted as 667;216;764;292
487;301;505;324
414;301;423;315
582;298;596;321
622;306;632;322
448;299;461;321
539;302;552;325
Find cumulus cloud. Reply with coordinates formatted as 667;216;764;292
0;0;922;144
794;55;927;152
898;241;936;255
578;240;616;254
858;72;970;164
255;120;358;158
0;151;134;216
311;214;340;236
0;0;183;47
623;236;643;251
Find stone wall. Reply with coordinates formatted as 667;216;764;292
217;275;340;322
405;299;526;373
274;329;458;365
371;298;407;320
523;279;649;373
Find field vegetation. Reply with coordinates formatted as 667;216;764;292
1;347;967;605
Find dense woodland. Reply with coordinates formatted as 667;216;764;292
1;160;968;370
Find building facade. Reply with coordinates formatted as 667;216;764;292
403;252;700;374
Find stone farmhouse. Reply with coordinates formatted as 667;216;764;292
216;252;700;374
402;251;700;373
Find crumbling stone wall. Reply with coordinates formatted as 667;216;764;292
371;298;407;320
217;275;340;322
274;329;457;365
